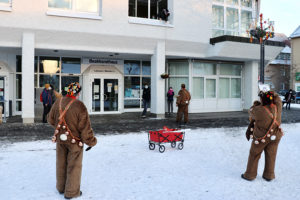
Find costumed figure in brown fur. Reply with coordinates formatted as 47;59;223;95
48;82;97;199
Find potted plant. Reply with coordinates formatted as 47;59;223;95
160;73;169;79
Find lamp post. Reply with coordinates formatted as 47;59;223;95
249;14;274;84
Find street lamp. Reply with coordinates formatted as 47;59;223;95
249;14;275;84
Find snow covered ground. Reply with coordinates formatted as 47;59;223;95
0;124;300;200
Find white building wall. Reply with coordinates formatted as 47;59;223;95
243;61;259;110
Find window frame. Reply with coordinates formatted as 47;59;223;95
0;0;12;12
212;0;255;37
47;0;102;20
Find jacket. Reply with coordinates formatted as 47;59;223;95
142;88;151;101
42;89;53;105
167;90;174;101
48;97;97;147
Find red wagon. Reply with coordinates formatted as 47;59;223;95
148;126;185;153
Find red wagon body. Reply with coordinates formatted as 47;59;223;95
148;126;185;153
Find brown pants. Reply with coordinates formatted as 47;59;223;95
243;133;281;180
56;142;83;198
176;105;189;123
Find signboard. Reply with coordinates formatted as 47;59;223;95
296;72;300;81
82;57;122;65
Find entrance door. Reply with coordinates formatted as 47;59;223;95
92;78;119;113
0;76;5;114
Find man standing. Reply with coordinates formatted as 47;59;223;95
48;82;97;199
176;84;191;125
41;84;53;123
284;89;293;110
142;84;150;118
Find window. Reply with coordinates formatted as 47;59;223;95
212;0;254;37
168;62;189;96
219;64;242;98
61;58;81;74
0;0;11;11
220;64;241;76
124;60;151;109
129;0;168;20
48;0;101;19
219;78;230;98
206;79;216;98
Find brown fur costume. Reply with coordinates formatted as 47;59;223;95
48;97;97;198
176;88;191;123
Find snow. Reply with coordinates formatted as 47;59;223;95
1;124;300;200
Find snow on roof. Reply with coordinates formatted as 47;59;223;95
281;46;291;54
269;33;288;42
290;26;300;38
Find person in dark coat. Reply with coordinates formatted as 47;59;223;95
48;82;97;199
167;87;174;115
41;84;53;123
142;84;151;117
242;91;283;181
284;89;294;110
176;84;191;125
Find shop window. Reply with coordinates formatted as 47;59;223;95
241;0;252;8
169;62;189;76
39;75;60;91
142;61;151;75
192;78;204;99
16;74;22;99
124;77;140;99
124;61;140;75
61;57;81;74
129;0;168;20
168;62;189;95
193;62;216;75
219;78;230;98
39;57;60;74
231;78;241;98
220;64;241;76
48;0;99;13
206;79;216;98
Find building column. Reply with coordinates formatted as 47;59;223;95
21;32;35;123
151;41;166;118
243;61;259;110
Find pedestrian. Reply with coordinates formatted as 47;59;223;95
141;84;151;118
41;83;53;123
47;82;97;199
284;89;293;110
176;84;191;125
242;90;283;181
167;87;174;115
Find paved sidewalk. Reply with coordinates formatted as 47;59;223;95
0;106;299;143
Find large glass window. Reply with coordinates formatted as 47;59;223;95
39;75;60;91
129;0;168;20
124;60;151;109
168;62;189;96
206;79;216;98
193;78;204;99
193;62;216;75
219;78;230;98
212;0;254;37
220;64;241;76
48;0;99;14
39;57;60;74
231;78;241;98
61;58;81;74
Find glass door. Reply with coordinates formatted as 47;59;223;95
0;76;4;114
92;78;101;112
104;79;118;112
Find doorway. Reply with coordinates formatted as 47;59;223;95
92;78;119;113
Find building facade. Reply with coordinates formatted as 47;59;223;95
265;45;291;92
0;0;283;123
290;26;300;92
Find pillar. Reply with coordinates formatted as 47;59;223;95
151;41;166;118
243;61;259;110
21;32;35;123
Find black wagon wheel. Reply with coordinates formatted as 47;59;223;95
159;145;165;153
149;143;155;150
178;143;184;150
171;141;176;148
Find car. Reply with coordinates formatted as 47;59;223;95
296;92;300;104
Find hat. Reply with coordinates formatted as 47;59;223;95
67;82;81;96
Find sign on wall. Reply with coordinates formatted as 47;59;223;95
82;57;122;66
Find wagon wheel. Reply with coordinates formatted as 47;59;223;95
159;145;165;153
149;143;155;150
171;142;176;148
178;143;184;150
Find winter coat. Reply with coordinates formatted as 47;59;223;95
47;97;97;147
176;89;191;106
42;88;53;106
249;94;282;138
167;90;174;101
284;92;294;103
142;88;151;101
